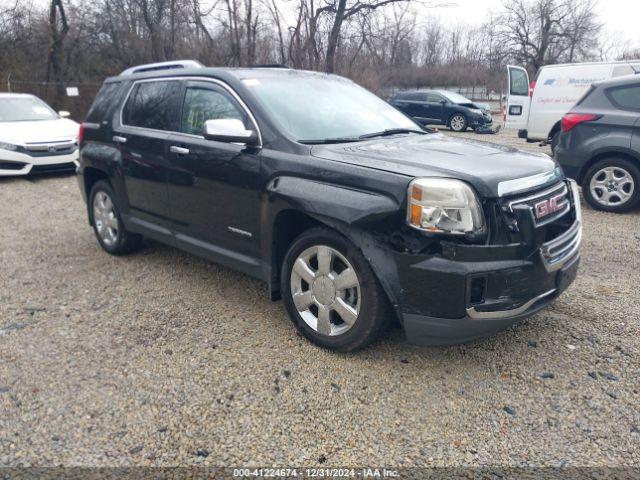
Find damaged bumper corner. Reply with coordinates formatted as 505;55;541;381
395;181;582;346
399;241;580;346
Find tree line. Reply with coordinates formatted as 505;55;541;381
0;0;637;113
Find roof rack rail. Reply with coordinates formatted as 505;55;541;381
248;64;289;69
120;60;204;76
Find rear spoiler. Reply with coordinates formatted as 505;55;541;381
120;60;204;76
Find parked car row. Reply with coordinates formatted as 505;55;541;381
0;61;637;353
504;59;640;149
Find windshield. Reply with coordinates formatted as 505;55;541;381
0;96;58;122
439;91;473;105
243;74;419;142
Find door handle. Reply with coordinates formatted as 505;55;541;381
113;135;127;144
170;146;190;155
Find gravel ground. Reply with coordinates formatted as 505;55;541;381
0;128;639;469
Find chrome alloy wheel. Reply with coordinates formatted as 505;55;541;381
92;191;119;246
450;114;465;131
589;166;635;207
290;245;361;336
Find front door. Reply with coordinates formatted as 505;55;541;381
166;80;263;274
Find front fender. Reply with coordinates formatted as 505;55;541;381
265;176;400;225
262;175;405;319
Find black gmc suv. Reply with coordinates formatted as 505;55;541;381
77;61;582;351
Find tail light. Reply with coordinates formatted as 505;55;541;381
78;123;85;145
561;113;600;133
529;80;536;97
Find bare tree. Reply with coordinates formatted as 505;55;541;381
45;0;69;108
498;0;601;74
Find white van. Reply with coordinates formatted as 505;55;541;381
505;60;640;150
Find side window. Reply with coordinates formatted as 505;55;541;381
404;92;426;102
122;80;181;131
86;82;121;122
180;87;246;135
612;65;634;78
425;93;443;103
509;67;529;96
607;84;640;111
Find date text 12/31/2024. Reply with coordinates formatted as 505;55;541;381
233;468;400;478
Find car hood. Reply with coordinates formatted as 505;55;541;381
310;133;560;198
0;118;79;145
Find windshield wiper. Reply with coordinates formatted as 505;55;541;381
299;137;360;145
358;128;427;140
299;127;428;144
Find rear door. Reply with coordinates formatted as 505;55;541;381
505;65;531;131
113;79;182;236
606;81;640;151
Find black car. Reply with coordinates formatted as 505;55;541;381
77;61;581;351
389;89;493;132
555;75;640;213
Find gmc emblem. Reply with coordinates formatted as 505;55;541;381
534;194;567;220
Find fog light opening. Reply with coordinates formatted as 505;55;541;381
469;276;486;305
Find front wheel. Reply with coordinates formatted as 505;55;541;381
280;227;391;351
449;113;468;132
582;158;640;213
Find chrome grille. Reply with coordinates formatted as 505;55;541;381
20;140;77;157
540;220;581;271
508;182;571;227
539;180;582;272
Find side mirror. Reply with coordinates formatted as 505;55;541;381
440;100;447;105
203;118;259;146
59;111;71;118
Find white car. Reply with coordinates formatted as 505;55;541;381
0;93;79;176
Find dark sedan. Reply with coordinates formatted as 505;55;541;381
555;75;640;213
389;89;492;132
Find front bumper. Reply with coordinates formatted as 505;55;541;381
399;180;582;346
0;148;78;176
468;113;493;128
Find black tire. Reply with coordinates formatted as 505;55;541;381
448;113;468;132
89;180;143;254
280;227;391;352
581;157;640;213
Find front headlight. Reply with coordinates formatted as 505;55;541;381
0;141;18;151
407;178;486;235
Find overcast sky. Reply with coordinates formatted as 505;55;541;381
430;0;639;45
10;0;640;49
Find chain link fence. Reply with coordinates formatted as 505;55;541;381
3;77;102;121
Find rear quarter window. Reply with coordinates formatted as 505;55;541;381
575;85;596;107
606;84;640;111
85;82;122;123
611;65;635;77
122;80;182;131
